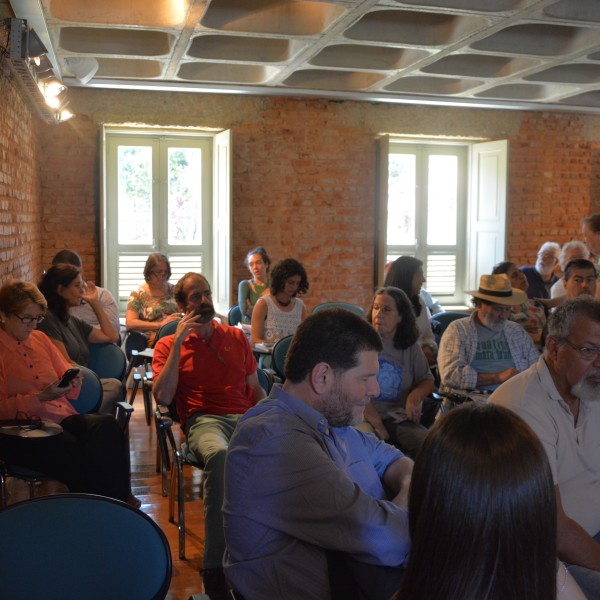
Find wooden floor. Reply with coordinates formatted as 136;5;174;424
5;390;206;600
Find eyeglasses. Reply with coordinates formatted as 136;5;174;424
151;270;169;277
372;304;397;314
561;338;600;361
15;411;43;431
13;314;45;325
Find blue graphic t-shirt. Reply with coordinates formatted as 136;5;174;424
376;357;404;402
471;323;515;391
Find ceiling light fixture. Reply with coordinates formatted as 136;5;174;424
2;18;75;124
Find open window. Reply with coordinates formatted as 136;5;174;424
101;127;231;316
377;137;508;306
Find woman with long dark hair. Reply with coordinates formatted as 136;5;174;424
365;286;434;459
393;402;585;600
251;258;309;345
384;256;437;364
38;263;122;414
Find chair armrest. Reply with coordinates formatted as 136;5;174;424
113;401;134;430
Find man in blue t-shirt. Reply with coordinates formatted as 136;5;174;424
438;273;540;395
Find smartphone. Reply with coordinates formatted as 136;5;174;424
57;367;80;387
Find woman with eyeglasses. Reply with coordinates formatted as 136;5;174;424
238;247;271;324
37;264;123;414
125;253;180;345
0;280;133;504
364;286;435;459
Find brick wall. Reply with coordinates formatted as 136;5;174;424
508;113;593;267
3;80;600;308
0;75;43;283
39;115;99;280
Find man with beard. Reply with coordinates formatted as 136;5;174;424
223;309;412;600
152;272;265;600
519;241;561;299
437;274;539;395
491;298;600;600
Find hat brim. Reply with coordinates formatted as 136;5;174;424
468;288;528;306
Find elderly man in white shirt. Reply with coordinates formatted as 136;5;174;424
491;298;600;600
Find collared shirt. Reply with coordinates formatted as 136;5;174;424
0;328;79;422
437;312;539;393
223;385;410;600
490;357;600;536
152;321;257;425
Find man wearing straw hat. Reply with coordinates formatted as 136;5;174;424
437;273;539;395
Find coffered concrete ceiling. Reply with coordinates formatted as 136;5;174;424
10;0;600;113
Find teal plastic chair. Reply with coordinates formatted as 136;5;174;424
154;318;181;345
430;311;469;344
228;305;242;326
312;302;365;317
0;494;172;599
272;335;293;381
88;343;127;382
257;368;273;394
69;365;102;414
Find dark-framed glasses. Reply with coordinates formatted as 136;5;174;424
14;314;45;325
15;411;43;431
561;338;600;361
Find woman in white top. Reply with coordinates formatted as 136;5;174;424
384;256;437;364
251;258;309;344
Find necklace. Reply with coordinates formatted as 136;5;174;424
277;297;291;307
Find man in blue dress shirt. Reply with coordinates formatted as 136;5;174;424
224;308;412;600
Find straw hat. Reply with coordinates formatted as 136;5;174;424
468;274;527;306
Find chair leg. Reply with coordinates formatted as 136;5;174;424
128;377;140;404
0;470;7;510
168;448;187;559
177;451;186;560
155;416;172;497
142;379;153;426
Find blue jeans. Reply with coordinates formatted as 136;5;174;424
567;531;600;600
185;413;241;569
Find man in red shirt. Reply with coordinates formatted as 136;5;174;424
153;272;265;600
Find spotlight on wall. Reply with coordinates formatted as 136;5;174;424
2;18;74;124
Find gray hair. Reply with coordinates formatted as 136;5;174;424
559;241;590;271
547;297;600;339
538;241;560;258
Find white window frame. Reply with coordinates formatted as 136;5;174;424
100;127;231;316
377;137;508;307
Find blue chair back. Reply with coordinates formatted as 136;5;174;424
312;302;365;317
88;343;127;382
0;493;172;600
228;305;242;326
257;368;273;394
272;335;293;381
430;311;469;344
124;330;149;360
153;319;181;346
69;366;102;414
